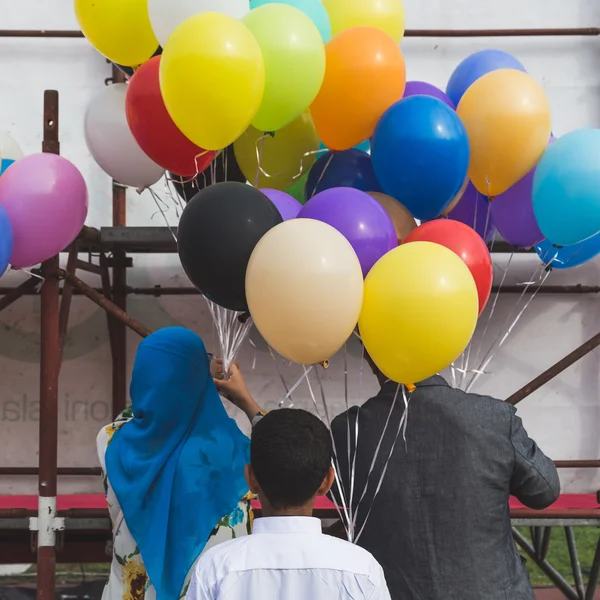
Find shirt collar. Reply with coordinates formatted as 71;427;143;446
252;516;322;535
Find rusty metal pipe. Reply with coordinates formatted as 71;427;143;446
0;277;40;311
111;65;129;419
507;330;600;405
37;89;60;600
0;467;102;476
58;269;151;338
1;28;599;38
1;461;596;477
6;284;600;297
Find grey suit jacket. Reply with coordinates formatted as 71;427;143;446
331;376;560;600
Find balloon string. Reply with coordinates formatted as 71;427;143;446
290;148;329;181
309;152;334;200
162;174;185;216
253;134;268;187
465;264;550;393
266;346;295;407
458;179;494;389
247;336;258;371
252;133;328;184
314;367;353;540
465;252;514;388
342;344;355;535
351;383;400;535
148;188;177;244
303;366;352;539
15;268;45;283
349;343;365;537
354;385;412;544
278;365;314;409
205;299;252;377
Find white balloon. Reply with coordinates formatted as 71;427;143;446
84;84;164;188
148;0;251;47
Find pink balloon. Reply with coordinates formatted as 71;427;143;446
0;154;88;268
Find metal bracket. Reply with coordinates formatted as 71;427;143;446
29;497;65;549
29;516;66;533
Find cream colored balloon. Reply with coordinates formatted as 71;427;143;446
368;192;416;243
246;219;364;365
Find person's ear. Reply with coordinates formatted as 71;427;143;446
316;466;336;497
245;464;260;495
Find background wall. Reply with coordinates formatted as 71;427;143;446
0;0;599;496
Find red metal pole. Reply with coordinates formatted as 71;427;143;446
37;90;60;600
111;66;128;418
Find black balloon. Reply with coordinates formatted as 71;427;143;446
178;182;282;311
169;145;246;203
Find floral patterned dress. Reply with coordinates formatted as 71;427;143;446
97;408;254;600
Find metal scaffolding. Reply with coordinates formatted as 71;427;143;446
0;25;599;600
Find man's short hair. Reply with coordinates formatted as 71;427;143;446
251;408;332;510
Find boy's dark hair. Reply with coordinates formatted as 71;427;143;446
251;408;333;510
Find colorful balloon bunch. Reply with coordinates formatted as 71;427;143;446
0;149;88;274
76;0;409;188
76;1;600;382
444;51;600;270
176;177;482;384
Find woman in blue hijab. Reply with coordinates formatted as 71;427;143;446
96;327;251;600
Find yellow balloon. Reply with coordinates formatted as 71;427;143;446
234;112;320;189
323;0;405;44
75;0;158;67
457;69;552;197
358;241;478;384
246;219;364;365
160;13;265;151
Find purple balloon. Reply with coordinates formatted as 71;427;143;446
261;188;302;221
299;187;397;276
447;182;495;242
0;153;88;268
403;81;456;110
490;137;555;248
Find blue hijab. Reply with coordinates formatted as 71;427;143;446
106;327;250;600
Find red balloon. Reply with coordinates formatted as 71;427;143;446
403;220;492;315
125;56;216;177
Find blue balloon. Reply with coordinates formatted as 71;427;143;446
533;129;600;247
0;205;13;275
306;149;382;198
372;96;470;221
535;234;600;269
446;50;526;107
0;158;15;175
250;0;332;42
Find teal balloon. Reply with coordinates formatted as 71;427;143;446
533;130;600;246
250;0;332;42
319;140;371;153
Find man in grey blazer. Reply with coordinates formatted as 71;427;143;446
331;358;560;600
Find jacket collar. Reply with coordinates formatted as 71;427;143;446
380;375;449;396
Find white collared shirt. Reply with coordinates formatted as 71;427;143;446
186;516;391;600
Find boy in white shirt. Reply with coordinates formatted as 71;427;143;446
186;408;391;600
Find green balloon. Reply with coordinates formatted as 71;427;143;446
285;172;308;205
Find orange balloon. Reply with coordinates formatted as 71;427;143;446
310;26;406;151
